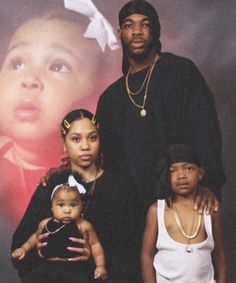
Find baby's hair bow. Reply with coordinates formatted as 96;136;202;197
68;175;86;194
64;0;119;52
51;174;86;200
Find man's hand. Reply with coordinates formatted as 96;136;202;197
194;186;219;214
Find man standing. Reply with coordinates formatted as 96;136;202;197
96;0;225;279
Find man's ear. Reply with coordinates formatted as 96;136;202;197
198;166;205;180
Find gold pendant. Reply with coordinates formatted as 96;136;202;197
186;245;192;253
140;108;146;117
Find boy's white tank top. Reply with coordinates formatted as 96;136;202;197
154;199;216;283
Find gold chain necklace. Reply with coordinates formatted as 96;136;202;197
170;200;202;252
126;61;154;96
125;54;159;117
45;221;66;235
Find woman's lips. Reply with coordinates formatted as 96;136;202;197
15;103;40;121
80;155;91;161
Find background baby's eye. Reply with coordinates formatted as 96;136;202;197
9;58;24;70
50;62;70;73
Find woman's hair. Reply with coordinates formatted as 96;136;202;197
60;109;99;139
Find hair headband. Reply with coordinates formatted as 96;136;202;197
64;0;119;52
51;174;86;200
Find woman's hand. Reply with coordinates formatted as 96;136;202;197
194;186;219;214
67;229;91;262
37;231;49;258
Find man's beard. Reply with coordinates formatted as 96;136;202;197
121;38;154;63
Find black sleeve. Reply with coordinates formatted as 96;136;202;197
105;176;136;282
11;184;51;278
96;89;124;174
181;60;226;198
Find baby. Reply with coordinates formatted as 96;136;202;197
0;2;118;220
12;174;108;281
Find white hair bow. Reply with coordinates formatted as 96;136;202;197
64;0;119;52
51;175;86;200
68;175;86;194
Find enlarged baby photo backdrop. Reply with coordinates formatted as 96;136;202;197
0;0;235;282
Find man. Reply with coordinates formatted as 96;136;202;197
96;1;225;280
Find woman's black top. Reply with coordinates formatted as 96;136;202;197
11;170;135;282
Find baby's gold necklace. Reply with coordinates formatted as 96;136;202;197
45;222;66;235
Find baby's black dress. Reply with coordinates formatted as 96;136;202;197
22;220;91;283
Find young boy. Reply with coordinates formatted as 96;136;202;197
12;175;108;282
141;144;227;283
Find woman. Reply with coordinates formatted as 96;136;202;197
11;109;134;283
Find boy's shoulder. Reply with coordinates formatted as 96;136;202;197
148;201;158;215
153;199;172;216
149;199;168;211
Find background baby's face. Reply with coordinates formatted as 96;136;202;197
0;17;99;143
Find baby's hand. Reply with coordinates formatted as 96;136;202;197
94;266;108;280
11;248;26;260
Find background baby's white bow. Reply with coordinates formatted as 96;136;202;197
64;0;119;52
